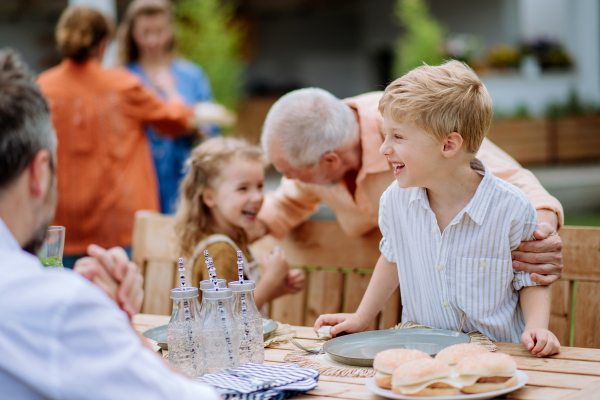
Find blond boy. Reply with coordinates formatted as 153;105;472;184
315;61;560;356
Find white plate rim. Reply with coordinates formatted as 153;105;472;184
365;369;529;400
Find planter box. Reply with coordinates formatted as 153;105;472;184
487;119;550;165
555;116;600;162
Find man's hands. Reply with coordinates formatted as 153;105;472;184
314;313;369;337
512;210;563;285
74;244;144;319
521;327;561;357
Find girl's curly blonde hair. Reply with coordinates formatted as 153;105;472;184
174;137;265;257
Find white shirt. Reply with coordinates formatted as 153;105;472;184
0;218;220;400
379;159;538;343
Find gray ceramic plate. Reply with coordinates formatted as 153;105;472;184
323;329;470;366
365;370;528;399
144;319;278;351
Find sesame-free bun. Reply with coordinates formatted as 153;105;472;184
374;349;431;375
461;375;518;394
392;386;458;397
392;359;451;386
435;343;490;365
455;353;516;377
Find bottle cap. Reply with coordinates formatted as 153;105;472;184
203;288;233;300
228;280;256;292
170;287;199;299
200;279;227;291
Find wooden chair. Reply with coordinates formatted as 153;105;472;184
548;226;600;349
131;210;600;348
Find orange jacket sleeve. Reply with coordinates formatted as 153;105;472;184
121;84;192;136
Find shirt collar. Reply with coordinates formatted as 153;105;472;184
0;217;22;252
462;158;495;225
407;158;495;226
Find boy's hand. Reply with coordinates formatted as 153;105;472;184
521;328;561;357
314;313;369;337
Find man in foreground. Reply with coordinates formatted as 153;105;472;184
256;87;564;285
0;50;219;399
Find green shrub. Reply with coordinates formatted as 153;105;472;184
393;0;446;77
174;0;244;110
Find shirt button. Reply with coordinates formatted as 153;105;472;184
432;228;438;233
480;261;487;268
437;265;444;271
443;301;450;307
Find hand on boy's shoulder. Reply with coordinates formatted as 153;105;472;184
512;220;563;285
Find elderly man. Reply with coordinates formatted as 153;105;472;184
257;88;563;285
0;50;219;399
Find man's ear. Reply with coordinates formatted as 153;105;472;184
202;188;216;208
28;150;52;200
441;132;463;158
320;152;341;170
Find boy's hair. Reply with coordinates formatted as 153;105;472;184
379;60;493;154
174;137;265;257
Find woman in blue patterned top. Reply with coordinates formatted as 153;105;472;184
118;0;216;214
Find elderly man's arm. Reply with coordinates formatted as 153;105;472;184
477;138;564;285
74;244;144;318
253;176;322;241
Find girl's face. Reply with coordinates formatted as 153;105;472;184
204;159;265;235
132;12;173;58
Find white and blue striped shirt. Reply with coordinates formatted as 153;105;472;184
379;158;538;343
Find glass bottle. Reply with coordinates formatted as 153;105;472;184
202;288;240;374
229;280;264;364
199;279;227;320
167;287;203;377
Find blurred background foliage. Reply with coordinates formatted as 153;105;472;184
393;0;445;77
174;0;244;110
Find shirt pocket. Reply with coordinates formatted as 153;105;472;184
455;257;512;319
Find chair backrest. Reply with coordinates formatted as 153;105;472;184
131;211;600;347
549;226;600;348
250;221;400;330
131;210;179;315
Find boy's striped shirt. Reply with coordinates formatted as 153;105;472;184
379;158;538;343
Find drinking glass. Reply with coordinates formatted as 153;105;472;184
38;226;65;268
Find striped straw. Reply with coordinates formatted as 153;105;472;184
237;251;244;283
178;257;197;364
178;257;186;287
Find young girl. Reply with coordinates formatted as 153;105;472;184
174;137;305;310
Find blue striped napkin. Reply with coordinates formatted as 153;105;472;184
197;363;319;400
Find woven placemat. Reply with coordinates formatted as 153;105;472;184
284;322;497;377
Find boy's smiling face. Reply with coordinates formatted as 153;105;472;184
380;115;444;189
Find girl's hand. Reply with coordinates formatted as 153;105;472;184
285;269;306;293
314;313;369;337
521;328;561;357
260;249;289;283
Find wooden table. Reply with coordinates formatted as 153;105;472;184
133;314;600;400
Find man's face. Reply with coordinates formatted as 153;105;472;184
23;159;58;255
268;137;345;186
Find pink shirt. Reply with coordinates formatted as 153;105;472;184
258;92;564;238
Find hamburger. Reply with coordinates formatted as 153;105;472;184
391;358;460;396
373;349;431;389
456;353;518;394
435;343;490;365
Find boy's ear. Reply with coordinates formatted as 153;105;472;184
202;188;216;208
441;132;463;158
